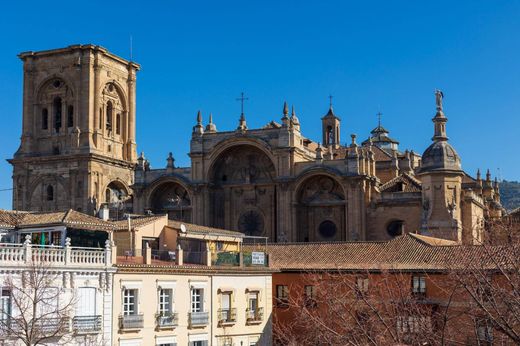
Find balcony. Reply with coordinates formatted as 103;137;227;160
119;314;144;330
217;308;237;325
246;307;264;324
156;312;178;329
7;317;71;335
188;311;209;327
0;239;110;268
73;315;102;333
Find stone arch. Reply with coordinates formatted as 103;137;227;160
36;77;74;134
28;176;67;212
206;137;277;179
294;173;346;242
147;178;192;222
102;179;132;219
104;180;129;204
207;143;277;239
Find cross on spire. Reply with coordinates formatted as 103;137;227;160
328;94;333;108
236;92;249;116
377;111;382;128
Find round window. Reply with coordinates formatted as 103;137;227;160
387;220;404;237
238;210;264;237
318;220;337;238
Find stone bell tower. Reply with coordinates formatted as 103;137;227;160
9;44;139;214
417;90;464;242
321;101;341;148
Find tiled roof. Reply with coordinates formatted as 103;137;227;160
18;209;115;231
0;210;28;229
112;215;166;231
371;145;393;161
263;233;490;271
380;173;422;193
0;209;114;231
168;220;245;238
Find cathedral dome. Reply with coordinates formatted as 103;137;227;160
419;140;461;173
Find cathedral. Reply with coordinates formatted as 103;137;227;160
9;45;503;244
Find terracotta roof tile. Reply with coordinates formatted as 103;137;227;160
4;209;114;231
371;145;393;161
380;173;422;193
0;210;28;229
112;215;166;231
168;220;244;237
262;234;492;271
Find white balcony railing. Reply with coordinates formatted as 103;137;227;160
73;315;102;333
0;236;112;267
120;314;144;330
189;311;209;327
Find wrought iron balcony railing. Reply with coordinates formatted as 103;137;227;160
246;307;264;324
217;308;237;325
156;312;178;328
73;315;102;333
188;311;209;327
119;314;144;330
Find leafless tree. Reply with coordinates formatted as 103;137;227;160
448;219;520;345
273;269;466;346
0;261;75;346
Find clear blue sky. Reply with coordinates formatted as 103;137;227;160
0;1;519;209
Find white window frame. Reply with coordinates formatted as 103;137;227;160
248;291;259;312
158;288;172;315
123;288;138;316
191;288;203;313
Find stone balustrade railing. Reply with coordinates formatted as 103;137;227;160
0;236;113;267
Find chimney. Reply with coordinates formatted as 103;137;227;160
99;205;109;221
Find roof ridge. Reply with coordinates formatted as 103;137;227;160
264;240;388;246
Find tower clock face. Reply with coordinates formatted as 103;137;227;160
238;210;264;237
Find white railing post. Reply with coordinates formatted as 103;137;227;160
176;244;183;266
23;235;32;264
64;237;71;265
206;247;212;267
104;239;112;267
144;242;152;265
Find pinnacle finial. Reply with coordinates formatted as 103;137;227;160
477;169;481;180
197;110;202;124
283;101;289;116
206;112;217;132
486;169;491;182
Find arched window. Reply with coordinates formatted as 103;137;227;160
106;101;113;131
41;108;48;130
53;97;62;131
67;105;74;127
116;113;121;135
46;185;54;201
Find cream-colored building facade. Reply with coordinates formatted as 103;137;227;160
113;270;272;346
10;45;504;245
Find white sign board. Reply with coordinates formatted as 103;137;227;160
251;252;265;265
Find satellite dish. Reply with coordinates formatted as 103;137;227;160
180;224;187;233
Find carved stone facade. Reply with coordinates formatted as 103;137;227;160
10;45;138;214
11;46;503;244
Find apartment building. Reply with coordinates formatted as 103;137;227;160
112;216;273;346
0;209;116;345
